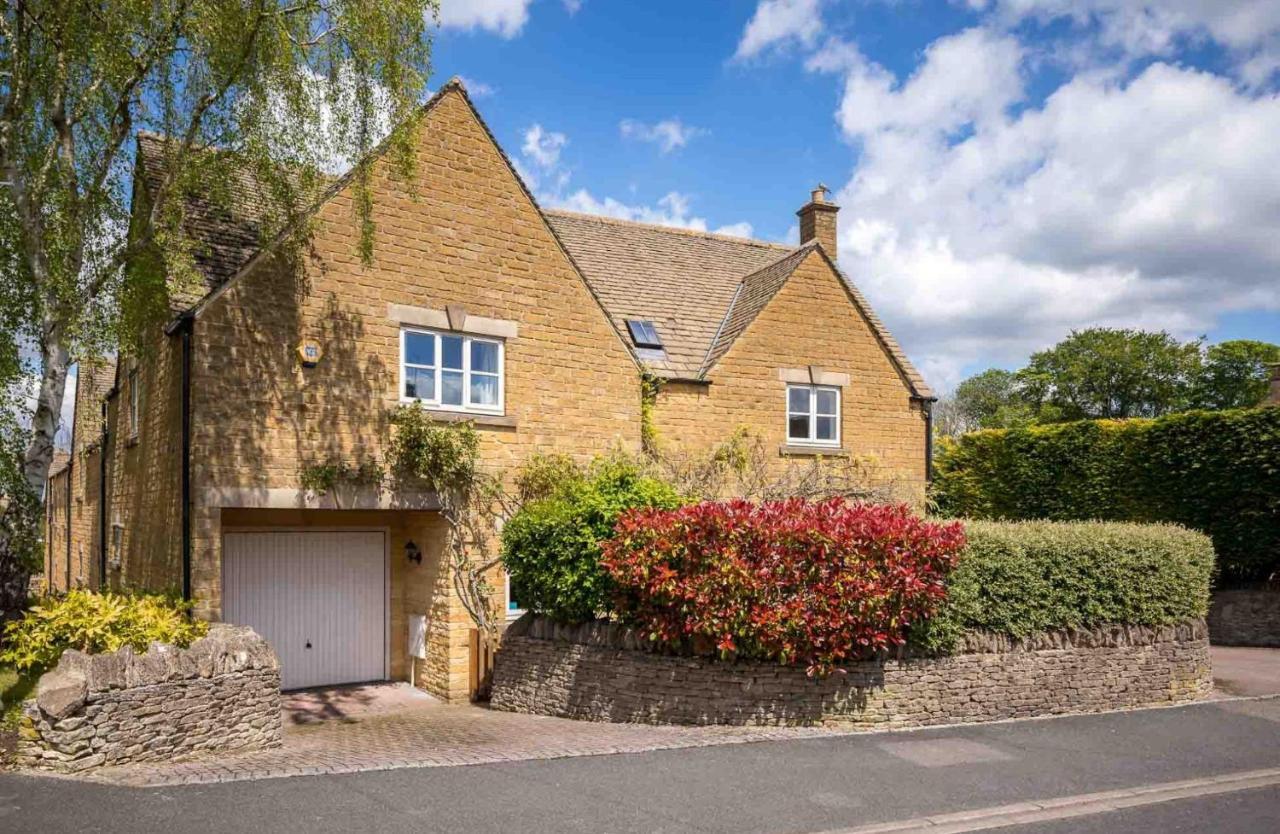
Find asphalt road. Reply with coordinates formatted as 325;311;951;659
3;697;1279;834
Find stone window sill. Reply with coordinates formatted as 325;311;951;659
423;409;517;429
779;444;848;457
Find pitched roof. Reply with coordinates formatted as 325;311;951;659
133;80;931;398
48;450;71;478
543;211;792;379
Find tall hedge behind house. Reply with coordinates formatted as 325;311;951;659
932;408;1280;584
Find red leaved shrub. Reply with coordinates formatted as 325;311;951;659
601;498;966;675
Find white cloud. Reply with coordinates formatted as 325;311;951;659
437;0;534;39
521;123;567;169
713;221;756;238
734;0;826;61
977;0;1280;86
457;76;496;98
619;118;708;153
563;0;584;14
816;29;1280;390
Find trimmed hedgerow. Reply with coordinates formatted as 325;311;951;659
602;499;966;675
911;520;1214;653
931;407;1280;584
500;457;684;623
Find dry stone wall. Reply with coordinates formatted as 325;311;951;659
490;615;1211;728
1209;589;1280;647
17;624;282;772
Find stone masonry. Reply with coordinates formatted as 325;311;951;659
1209;589;1280;647
490;615;1212;729
17;624;282;773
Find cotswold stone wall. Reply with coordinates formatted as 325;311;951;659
17;625;282;773
490;616;1211;728
1210;589;1280;647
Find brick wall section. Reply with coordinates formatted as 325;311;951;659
1209;589;1280;647
491;616;1211;728
17;625;281;773
653;250;927;495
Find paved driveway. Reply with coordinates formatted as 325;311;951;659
26;646;1280;788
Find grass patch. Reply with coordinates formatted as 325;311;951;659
1;665;37;729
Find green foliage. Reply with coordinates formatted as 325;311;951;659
0;591;208;673
913;520;1214;653
1;665;37;729
299;457;384;496
501;456;684;623
1195;340;1280;410
932;408;1280;584
1018;328;1203;420
936;369;1036;436
639;371;661;456
386;403;480;495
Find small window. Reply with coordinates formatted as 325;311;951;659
128;368;140;439
625;319;663;349
786;384;840;447
401;327;504;413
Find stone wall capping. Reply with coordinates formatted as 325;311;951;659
17;623;282;773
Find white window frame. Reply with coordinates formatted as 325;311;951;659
786;383;841;447
399;326;505;414
128;368;140;439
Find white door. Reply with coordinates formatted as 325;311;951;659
223;530;387;690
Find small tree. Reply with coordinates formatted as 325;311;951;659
0;0;438;617
1194;340;1280;410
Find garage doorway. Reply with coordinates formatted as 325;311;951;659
223;529;388;690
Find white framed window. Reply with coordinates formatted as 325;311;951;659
400;327;504;414
786;384;840;446
128;368;140;439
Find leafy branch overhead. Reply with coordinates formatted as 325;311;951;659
0;0;438;617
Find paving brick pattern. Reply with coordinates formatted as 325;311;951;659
82;700;832;787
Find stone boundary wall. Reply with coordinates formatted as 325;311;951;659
490;615;1211;729
1210;589;1280;647
17;624;282;772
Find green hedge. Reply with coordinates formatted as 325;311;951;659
913;520;1214;653
932;407;1280;584
501;457;684;623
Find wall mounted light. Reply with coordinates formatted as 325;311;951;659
405;540;422;565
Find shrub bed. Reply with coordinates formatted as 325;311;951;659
501;457;683;623
601;499;966;674
1;590;207;672
912;520;1214;653
931;407;1280;583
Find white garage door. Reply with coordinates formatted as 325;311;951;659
223;530;387;690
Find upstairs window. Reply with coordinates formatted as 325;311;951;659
401;328;503;413
786;384;840;446
625;319;663;349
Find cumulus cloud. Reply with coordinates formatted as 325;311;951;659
521;123;567;169
734;0;826;61
975;0;1280;86
818;27;1280;389
457;76;496;97
437;0;534;39
619;118;708;153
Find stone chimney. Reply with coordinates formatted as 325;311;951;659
1265;363;1280;407
797;184;840;260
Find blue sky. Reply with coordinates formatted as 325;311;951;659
427;0;1280;392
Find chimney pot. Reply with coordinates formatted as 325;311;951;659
797;184;840;260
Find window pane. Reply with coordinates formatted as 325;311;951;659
471;340;499;374
788;414;810;440
404;366;435;400
404;332;435;367
442;370;464;405
470;374;499;406
788;386;810;413
442;335;464;370
816;416;837;441
816;389;838;415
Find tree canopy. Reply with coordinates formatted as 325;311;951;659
938;329;1279;437
0;0;438;616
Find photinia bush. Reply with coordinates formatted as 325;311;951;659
601;498;966;675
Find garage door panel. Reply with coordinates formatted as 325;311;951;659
223;531;386;690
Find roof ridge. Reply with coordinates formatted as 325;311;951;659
543;208;791;251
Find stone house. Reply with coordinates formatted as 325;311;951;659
44;79;932;700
